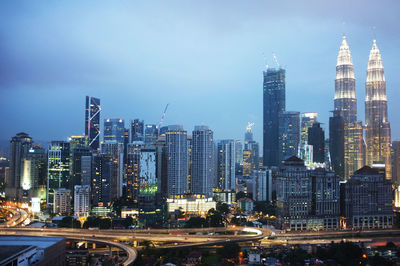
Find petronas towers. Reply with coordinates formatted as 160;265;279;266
334;36;391;180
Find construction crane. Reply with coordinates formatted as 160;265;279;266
246;122;255;132
272;52;280;68
157;104;169;129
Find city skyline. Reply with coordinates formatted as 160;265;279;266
1;1;400;147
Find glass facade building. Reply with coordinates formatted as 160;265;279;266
104;118;125;143
85;96;101;151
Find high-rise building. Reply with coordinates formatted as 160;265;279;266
365;40;391;180
74;185;90;217
308;122;325;164
166;125;188;197
101;142;124;200
263;67;286;167
8;133;32;193
21;145;47;201
47;141;70;209
392;141;400;185
216;140;236;192
235;140;243;165
85;96;101;151
53;188;71;215
329;111;345;179
70;146;91;189
125;141;143;203
334;37;364;178
191;126;214;197
252;168;272;202
243;141;259;177
130;119;144;142
144;124;158;144
91;154;112;207
104;118;125;143
300;113;318;159
278;111;300;162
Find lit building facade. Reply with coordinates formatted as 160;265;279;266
74;185;90;217
144;124;158;144
215;139;236;204
21;145;47;201
101;142;124;200
53;188;71;215
341;166;393;229
85;96;101;151
300;113;318;160
104;118;125;143
365;40;391;180
191;126;214;197
130;119;144;142
278;111;300;162
166;125;188;197
47;141;70;209
334;37;364;179
263;67;286;167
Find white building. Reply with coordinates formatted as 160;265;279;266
53;188;71;214
167;197;216;215
253;168;273;202
74;185;90;217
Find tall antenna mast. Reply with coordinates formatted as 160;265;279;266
272;52;280;68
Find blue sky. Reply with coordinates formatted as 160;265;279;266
1;0;399;146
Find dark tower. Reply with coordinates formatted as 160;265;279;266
329;111;345;179
308;122;325;163
263;68;286;167
85;96;101;151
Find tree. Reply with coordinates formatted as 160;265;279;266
206;208;224;227
123;216;135;228
236;191;246;200
58;216;81;228
216;202;230;215
217;242;240;259
185;216;208;228
254;201;275;216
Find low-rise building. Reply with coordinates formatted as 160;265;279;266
166;197;216;215
53;188;71;215
237;197;254;213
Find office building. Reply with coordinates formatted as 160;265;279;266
308;122;325;163
365;40;391;180
278;111;300;162
252;168;272;202
104;118;125;143
53;188;71;215
144;124;158;144
85;96;101;151
7;132;32;199
392;141;400;185
329;111;345;179
166;125;188;197
20;145;47;201
74;185;90;217
300;113;318;159
334;37;364;179
191;126;214;197
70;146;91;189
101;142;124;200
235;140;243;165
276;156;340;231
47;141;70;209
130;119;144;142
263;67;286;167
215;140;236;204
91;154;112;207
243;141;259;177
125;141;142;203
341;166;393;229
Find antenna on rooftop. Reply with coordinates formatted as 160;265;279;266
272;52;280;68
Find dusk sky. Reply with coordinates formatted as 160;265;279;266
1;0;399;146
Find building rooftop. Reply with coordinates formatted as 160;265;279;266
0;245;33;264
284;156;304;162
0;236;65;249
353;165;379;175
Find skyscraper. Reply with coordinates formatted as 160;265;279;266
308;122;325;164
300;113;318;159
103;118;125;143
21;145;47;201
101;142;124;200
263;67;286;167
144;124;158;144
235;140;243;165
166;125;188;197
216;140;236;193
278;111;300;162
47;141;70;209
334;36;364;178
329;110;345;179
130;119;144;142
392;141;400;185
8;133;32;195
191;126;214;197
85;96;101;151
365;40;391;180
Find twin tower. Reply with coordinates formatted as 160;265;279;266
334;36;391;179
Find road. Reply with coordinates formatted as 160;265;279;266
0;206;30;227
